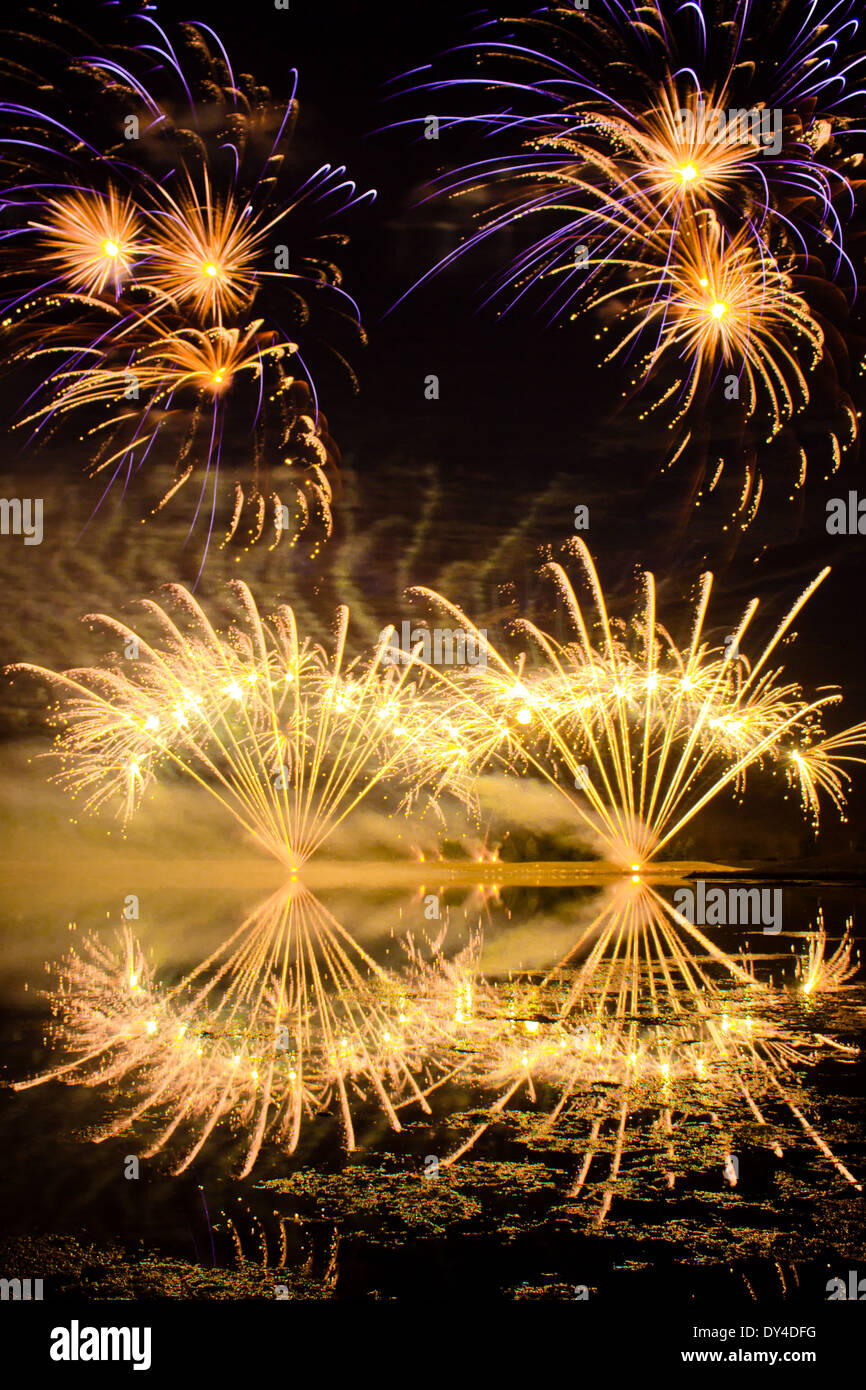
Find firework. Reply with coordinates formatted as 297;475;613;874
406;1;863;275
0;13;372;561
593;213;826;438
409;540;866;867
145;174;274;325
7;582;471;869
397;0;865;520
29;187;146;298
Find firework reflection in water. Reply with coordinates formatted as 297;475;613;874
416;878;863;1223
12;882;480;1175
12;875;862;1204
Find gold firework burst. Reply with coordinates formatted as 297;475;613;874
409;541;866;866
31;187;145;297
145;173;276;323
8;582;470;868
